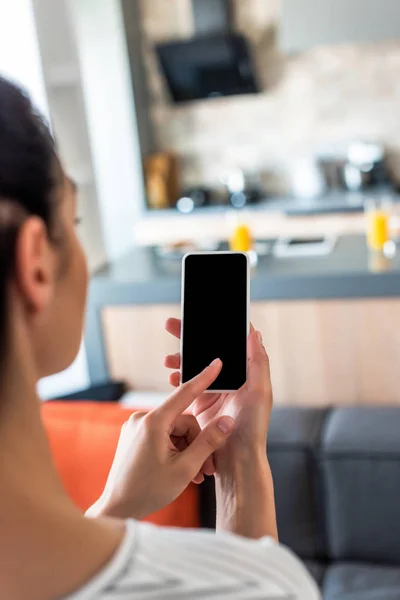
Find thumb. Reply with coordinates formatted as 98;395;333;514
248;329;269;373
180;417;235;478
248;328;264;361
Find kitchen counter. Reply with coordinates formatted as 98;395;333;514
86;235;400;387
90;235;400;303
134;190;400;247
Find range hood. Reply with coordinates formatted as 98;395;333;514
156;0;259;104
280;0;400;53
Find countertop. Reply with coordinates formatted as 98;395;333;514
86;235;400;382
91;235;400;304
134;189;400;247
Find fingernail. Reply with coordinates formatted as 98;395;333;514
217;416;235;434
209;358;221;368
257;331;263;345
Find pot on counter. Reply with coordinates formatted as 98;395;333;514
290;142;391;199
317;142;390;193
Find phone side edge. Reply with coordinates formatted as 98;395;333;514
180;252;193;386
245;252;250;338
246;253;250;385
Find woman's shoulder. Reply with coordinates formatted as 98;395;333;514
69;520;320;599
129;520;320;599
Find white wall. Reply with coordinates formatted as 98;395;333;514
0;0;90;398
38;345;90;400
281;0;400;52
33;0;107;272
0;0;146;396
0;0;48;114
69;0;146;261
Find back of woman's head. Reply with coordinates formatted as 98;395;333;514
0;77;60;361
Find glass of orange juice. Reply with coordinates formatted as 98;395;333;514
229;224;253;252
365;197;391;252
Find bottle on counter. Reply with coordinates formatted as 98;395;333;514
229;223;258;267
365;197;391;253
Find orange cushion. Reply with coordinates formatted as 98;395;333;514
41;402;199;528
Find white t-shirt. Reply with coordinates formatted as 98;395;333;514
67;520;320;599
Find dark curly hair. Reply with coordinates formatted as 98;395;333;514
0;76;61;361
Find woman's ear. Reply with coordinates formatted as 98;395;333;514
14;217;56;314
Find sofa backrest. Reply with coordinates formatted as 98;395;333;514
270;406;400;565
321;407;400;564
202;406;400;566
267;407;328;560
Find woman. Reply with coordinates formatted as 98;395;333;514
0;76;319;599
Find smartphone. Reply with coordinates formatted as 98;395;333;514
181;252;250;392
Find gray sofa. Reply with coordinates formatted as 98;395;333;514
200;406;400;599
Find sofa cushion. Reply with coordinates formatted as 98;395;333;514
42;402;200;529
267;407;329;560
321;408;400;563
323;563;400;600
304;561;326;587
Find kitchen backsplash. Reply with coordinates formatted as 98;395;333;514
139;0;400;193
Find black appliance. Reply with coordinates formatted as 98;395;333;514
156;33;258;104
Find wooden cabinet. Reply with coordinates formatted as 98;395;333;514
103;305;181;393
103;300;400;405
252;300;400;405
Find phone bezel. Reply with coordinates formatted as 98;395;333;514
180;251;250;393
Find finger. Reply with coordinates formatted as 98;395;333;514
169;371;180;387
165;318;181;340
180;416;235;478
170;414;201;439
249;328;267;359
192;392;224;418
247;329;270;388
202;456;216;477
192;473;205;485
258;333;267;354
171;415;215;477
158;359;223;421
165;353;181;370
171;436;189;452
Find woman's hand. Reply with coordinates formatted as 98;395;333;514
165;320;278;540
87;359;235;521
165;319;272;460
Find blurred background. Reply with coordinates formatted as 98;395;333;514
7;4;400;595
4;0;400;404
